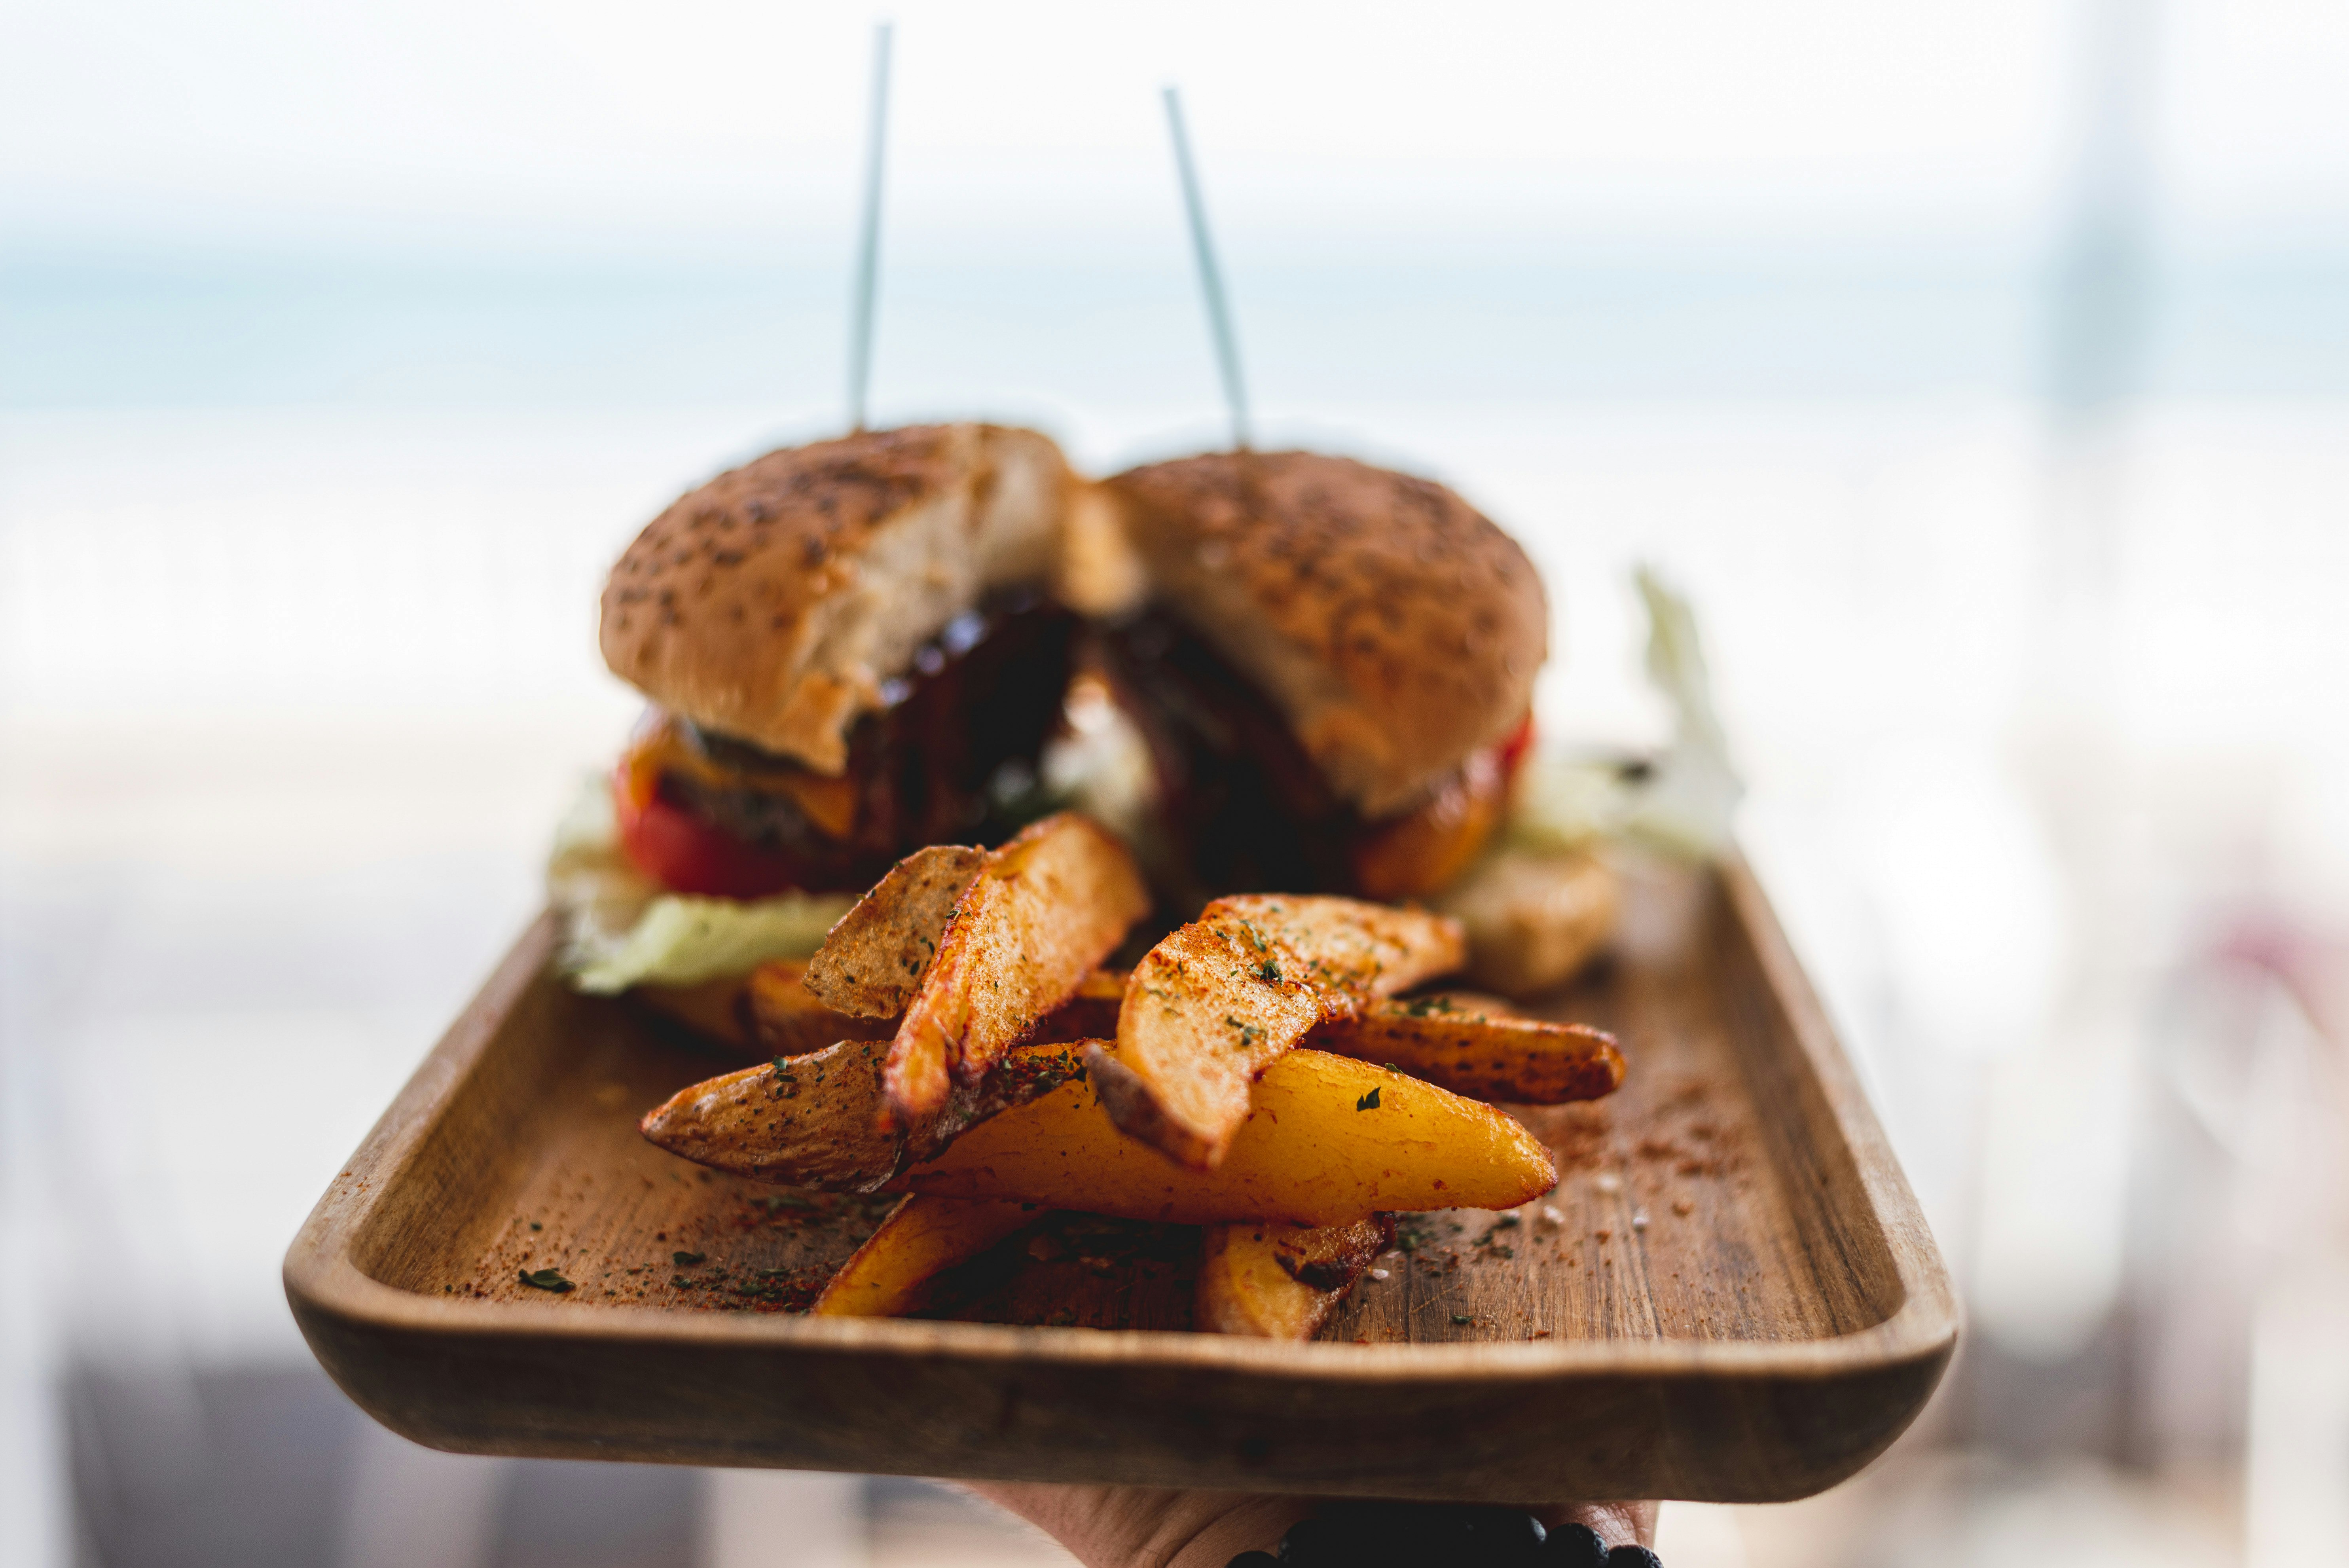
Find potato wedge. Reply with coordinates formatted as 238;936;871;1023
1215;894;1467;1000
812;1195;1041;1317
900;1045;1556;1224
1320;993;1625;1105
752;960;1124;1064
1196;1216;1392;1339
638;1040;1089;1193
802;844;988;1018
1088;915;1321;1169
883;813;1149;1122
747;959;895;1058
1435;847;1619;998
1095;896;1466;1168
633;975;755;1052
639;1039;899;1191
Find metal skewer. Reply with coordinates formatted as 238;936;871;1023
847;22;893;432
1162;85;1251;450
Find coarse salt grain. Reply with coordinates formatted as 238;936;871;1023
1631;1212;1650;1231
1594;1172;1622;1194
1368;1267;1391;1281
1541;1206;1565;1226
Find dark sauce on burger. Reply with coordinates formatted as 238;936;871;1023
1092;607;1360;902
654;590;1077;891
1094;607;1517;907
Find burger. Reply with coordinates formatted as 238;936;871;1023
1070;449;1620;995
1086;449;1549;907
553;423;1094;994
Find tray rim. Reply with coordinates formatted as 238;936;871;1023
286;852;1958;1388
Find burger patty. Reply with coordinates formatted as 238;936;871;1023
658;591;1078;890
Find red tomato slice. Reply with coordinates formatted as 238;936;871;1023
1496;712;1538;780
611;767;805;900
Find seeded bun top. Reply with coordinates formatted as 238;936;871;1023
1104;450;1547;817
600;424;1070;774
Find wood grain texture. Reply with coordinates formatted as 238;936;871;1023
285;855;1957;1504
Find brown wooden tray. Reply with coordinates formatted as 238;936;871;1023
286;855;1955;1504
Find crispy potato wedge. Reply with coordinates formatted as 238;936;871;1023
1089;915;1322;1169
746;959;895;1058
639;1039;900;1191
900;1045;1556;1225
812;1195;1041;1317
1196;1216;1393;1339
639;1040;1089;1193
1320;993;1625;1105
1217;894;1467;1000
802;844;988;1018
1095;895;1466;1168
749;960;1123;1064
632;975;755;1052
1435;847;1619;998
884;813;1149;1122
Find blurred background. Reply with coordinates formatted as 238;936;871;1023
4;2;2346;1564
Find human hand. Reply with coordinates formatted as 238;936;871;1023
964;1480;1658;1568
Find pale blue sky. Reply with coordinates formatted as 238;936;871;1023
4;2;2346;412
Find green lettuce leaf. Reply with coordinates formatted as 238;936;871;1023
546;777;853;993
1504;565;1742;859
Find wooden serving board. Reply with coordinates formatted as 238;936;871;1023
285;856;1955;1503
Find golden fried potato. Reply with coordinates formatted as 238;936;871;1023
639;1039;899;1191
743;959;896;1058
638;1040;1089;1193
1090;916;1322;1168
1196;1216;1392;1339
632;975;755;1052
1435;847;1619;998
812;1195;1041;1317
883;813;1149;1123
1095;896;1465;1168
900;1046;1555;1224
802;844;988;1018
1320;993;1625;1105
748;960;1125;1062
1219;894;1467;999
